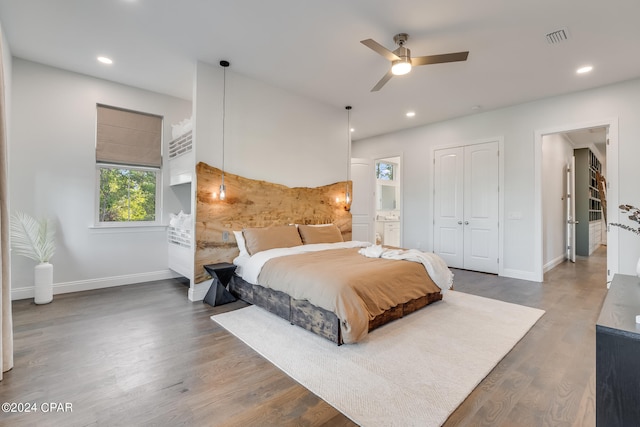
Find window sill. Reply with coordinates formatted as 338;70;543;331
89;223;168;233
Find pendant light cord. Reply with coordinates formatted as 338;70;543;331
346;106;352;198
218;60;230;200
221;64;226;184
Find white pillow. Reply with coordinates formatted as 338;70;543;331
233;230;249;257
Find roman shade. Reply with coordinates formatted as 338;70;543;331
96;105;162;168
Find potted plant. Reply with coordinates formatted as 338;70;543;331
10;211;56;304
610;204;640;276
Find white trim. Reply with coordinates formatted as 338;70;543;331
94;163;163;226
544;254;567;273
88;224;167;233
374;152;403;247
189;279;212;302
11;269;182;300
502;268;539;282
534;117;618;283
498;137;505;277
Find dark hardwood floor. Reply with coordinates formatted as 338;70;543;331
1;247;607;426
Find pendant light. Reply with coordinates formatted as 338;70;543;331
345;105;352;211
219;60;229;201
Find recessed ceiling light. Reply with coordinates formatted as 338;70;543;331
350;128;355;132
97;56;113;65
406;111;416;118
576;65;593;74
471;105;482;111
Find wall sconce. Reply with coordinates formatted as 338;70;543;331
335;192;351;209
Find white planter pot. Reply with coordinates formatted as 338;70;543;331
34;262;53;304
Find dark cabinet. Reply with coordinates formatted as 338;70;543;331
596;274;640;426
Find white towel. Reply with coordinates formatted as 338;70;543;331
359;246;454;291
358;244;385;258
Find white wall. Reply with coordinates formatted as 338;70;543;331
193;61;345;188
353;77;640;279
10;59;192;298
542;133;573;270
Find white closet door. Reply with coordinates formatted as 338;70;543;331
433;147;464;268
351;158;375;243
463;142;499;273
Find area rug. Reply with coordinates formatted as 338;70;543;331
211;290;544;426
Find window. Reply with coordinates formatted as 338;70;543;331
95;105;163;225
98;166;159;222
375;161;395;181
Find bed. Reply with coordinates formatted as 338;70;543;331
226;224;453;345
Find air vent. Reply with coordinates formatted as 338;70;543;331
546;28;569;44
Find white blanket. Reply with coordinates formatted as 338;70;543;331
359;245;454;291
240;241;371;285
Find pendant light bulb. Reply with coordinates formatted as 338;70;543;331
219;183;226;201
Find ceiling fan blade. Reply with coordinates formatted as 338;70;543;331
412;51;469;66
361;39;401;62
371;70;394;92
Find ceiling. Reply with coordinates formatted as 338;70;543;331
1;0;640;141
563;127;607;159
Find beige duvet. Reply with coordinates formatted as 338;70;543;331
257;247;442;343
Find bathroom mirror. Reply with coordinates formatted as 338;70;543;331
379;184;396;210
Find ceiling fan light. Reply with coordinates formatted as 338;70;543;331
391;59;412;76
576;65;593;74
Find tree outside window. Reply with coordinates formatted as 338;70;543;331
376;162;395;181
99;167;157;222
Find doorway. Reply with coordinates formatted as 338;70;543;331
532;118;618;282
374;156;401;246
541;127;607;272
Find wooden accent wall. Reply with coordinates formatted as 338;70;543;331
195;162;352;283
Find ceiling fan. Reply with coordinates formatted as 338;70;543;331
360;33;469;92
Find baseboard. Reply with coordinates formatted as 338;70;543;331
501;268;541;282
11;269;183;301
189;279;212;302
544;254;567;273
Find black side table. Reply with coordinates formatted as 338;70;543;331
203;262;237;307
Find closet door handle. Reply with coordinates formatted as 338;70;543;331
457;221;463;225
464;221;469;225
